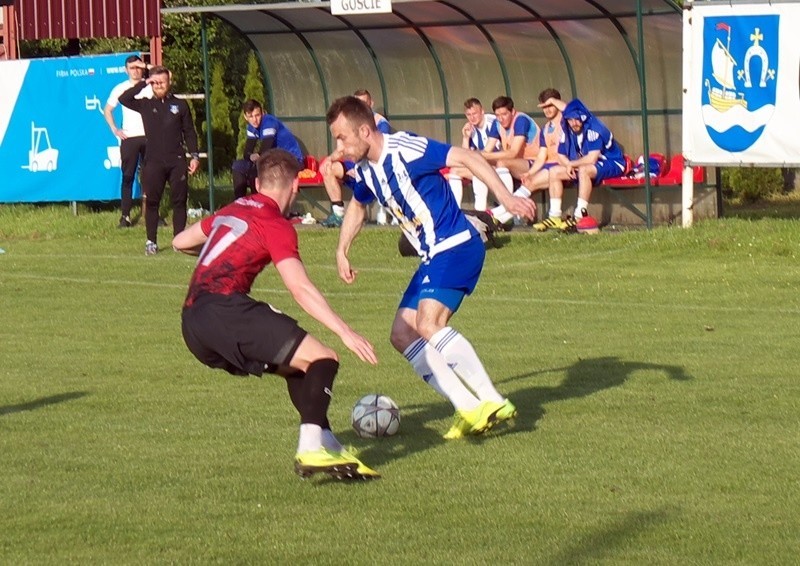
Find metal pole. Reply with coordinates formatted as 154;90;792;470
201;14;215;213
636;0;653;229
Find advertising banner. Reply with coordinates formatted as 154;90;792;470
0;53;142;203
683;1;800;166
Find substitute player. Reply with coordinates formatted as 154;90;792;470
327;96;536;439
173;149;380;481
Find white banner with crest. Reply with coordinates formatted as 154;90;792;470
683;1;800;166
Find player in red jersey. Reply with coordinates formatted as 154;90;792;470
173;149;380;481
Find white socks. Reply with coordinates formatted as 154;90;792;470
297;423;323;454
321;428;343;452
575;198;589;218
496;167;514;193
404;338;480;411
473;168;511;212
515;186;532;199
429;327;504;403
471;177;489;211
549;197;562;218
491;186;532;224
332;204;345;217
449;175;463;207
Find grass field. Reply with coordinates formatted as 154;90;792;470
1;205;799;564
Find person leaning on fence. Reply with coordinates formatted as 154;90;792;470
533;97;626;233
103;54;152;229
173;148;380;481
488;88;564;226
326;95;537;440
118;65;200;256
447;97;499;209
232;99;304;200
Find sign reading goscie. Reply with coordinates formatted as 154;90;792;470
331;0;392;16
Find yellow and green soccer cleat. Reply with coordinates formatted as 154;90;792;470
336;448;381;480
294;448;359;480
495;398;518;423
444;401;504;439
463;400;504;436
533;215;577;233
443;411;470;440
295;448;381;480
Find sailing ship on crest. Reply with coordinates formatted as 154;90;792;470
705;22;747;112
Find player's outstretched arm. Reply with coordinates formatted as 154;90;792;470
275;257;377;365
336;200;367;284
172;222;207;255
448;146;537;221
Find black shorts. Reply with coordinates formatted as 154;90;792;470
181;293;307;377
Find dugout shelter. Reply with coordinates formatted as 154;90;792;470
163;0;709;227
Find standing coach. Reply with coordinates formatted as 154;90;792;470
119;64;200;256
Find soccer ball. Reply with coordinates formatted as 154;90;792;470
351;394;400;438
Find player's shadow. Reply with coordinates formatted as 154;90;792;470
0;391;89;417
347;356;690;468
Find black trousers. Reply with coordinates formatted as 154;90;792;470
232;159;258;199
119;136;146;217
141;157;189;244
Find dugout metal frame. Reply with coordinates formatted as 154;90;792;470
163;0;685;226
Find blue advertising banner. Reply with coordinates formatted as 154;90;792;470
0;53;142;203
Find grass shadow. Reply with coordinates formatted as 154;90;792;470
495;356;692;437
546;507;677;565
0;391;89;417
347;356;691;467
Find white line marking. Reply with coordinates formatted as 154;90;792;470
2;271;798;315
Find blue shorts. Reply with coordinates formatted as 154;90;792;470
592;159;626;184
399;236;485;312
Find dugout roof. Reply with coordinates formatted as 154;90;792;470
163;0;683;163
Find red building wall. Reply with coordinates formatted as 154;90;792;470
17;0;161;40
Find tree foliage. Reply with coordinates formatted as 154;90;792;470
205;62;235;173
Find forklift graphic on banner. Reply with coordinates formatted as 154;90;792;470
20;122;59;173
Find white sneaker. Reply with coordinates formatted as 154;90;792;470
301;213;317;225
376;207;388;225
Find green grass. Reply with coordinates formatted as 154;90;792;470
1;204;799;564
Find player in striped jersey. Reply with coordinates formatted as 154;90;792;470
447;98;499;208
326;96;536;439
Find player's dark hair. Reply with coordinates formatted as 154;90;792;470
242;99;263;113
464;97;482;109
326;96;376;130
148;65;169;78
353;88;372;100
538;88;562;103
125;55;142;65
257;149;302;188
491;96;514;112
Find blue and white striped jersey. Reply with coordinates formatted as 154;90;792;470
469;114;498;151
352;132;476;261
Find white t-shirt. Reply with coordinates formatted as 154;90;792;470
106;80;153;138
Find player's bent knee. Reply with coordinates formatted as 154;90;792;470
290;334;339;370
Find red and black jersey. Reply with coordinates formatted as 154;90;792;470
184;194;299;307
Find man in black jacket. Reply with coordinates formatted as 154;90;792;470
119;65;200;256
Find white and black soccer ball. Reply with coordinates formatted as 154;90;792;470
351;394;400;438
